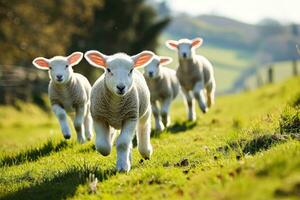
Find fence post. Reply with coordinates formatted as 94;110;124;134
267;65;273;83
256;71;263;87
292;60;298;76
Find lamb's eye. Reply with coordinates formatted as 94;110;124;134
129;68;133;75
65;65;69;68
49;66;52;70
107;68;111;73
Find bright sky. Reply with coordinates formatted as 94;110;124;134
165;0;300;24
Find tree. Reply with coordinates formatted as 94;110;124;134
0;0;100;66
69;0;170;81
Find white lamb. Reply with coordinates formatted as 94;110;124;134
143;54;180;131
166;38;216;121
84;50;154;172
32;52;93;143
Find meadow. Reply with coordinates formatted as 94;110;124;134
0;75;299;199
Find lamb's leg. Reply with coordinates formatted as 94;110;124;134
116;120;137;172
84;110;93;141
74;106;87;143
52;104;71;139
193;81;208;113
94;119;112;156
206;81;216;108
182;88;196;121
161;97;172;127
137;108;153;159
152;101;164;131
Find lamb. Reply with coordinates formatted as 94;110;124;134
143;54;180;131
32;52;93;143
166;38;216;121
84;50;154;172
297;45;300;55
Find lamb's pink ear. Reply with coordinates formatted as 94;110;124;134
165;40;178;50
160;56;173;65
84;50;107;68
191;38;203;48
67;52;83;67
32;57;49;70
132;51;155;68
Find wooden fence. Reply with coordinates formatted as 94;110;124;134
0;65;48;105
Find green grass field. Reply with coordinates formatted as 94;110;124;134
0;77;299;199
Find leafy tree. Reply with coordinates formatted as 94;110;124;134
69;0;170;81
0;0;100;66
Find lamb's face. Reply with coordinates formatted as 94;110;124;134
105;55;134;96
48;57;73;84
166;38;203;60
85;50;155;97
144;55;173;79
32;52;83;84
177;40;193;59
144;56;160;79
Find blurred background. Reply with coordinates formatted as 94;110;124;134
0;0;299;106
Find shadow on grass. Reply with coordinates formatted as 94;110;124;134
1;164;116;200
167;121;197;134
148;121;197;139
218;134;288;156
0;140;74;167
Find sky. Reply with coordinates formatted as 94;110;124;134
164;0;300;24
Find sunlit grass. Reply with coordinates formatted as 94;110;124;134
0;77;299;199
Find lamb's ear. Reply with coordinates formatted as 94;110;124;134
297;45;300;55
84;50;107;68
165;40;178;50
191;38;203;48
160;56;173;65
67;52;83;67
132;51;155;68
32;57;50;70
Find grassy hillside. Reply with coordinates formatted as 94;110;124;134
1;77;299;199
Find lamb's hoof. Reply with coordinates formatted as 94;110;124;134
117;168;129;173
85;131;93;141
156;127;165;132
188;117;196;122
96;146;111;156
86;135;93;141
201;107;208;114
77;136;86;144
139;146;153;160
117;160;131;173
64;135;71;139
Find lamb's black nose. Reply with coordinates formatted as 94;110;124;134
117;84;125;93
149;72;153;77
56;75;63;81
183;53;187;58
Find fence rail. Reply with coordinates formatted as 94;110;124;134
0;65;48;105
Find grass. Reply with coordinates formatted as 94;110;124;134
0;77;300;199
